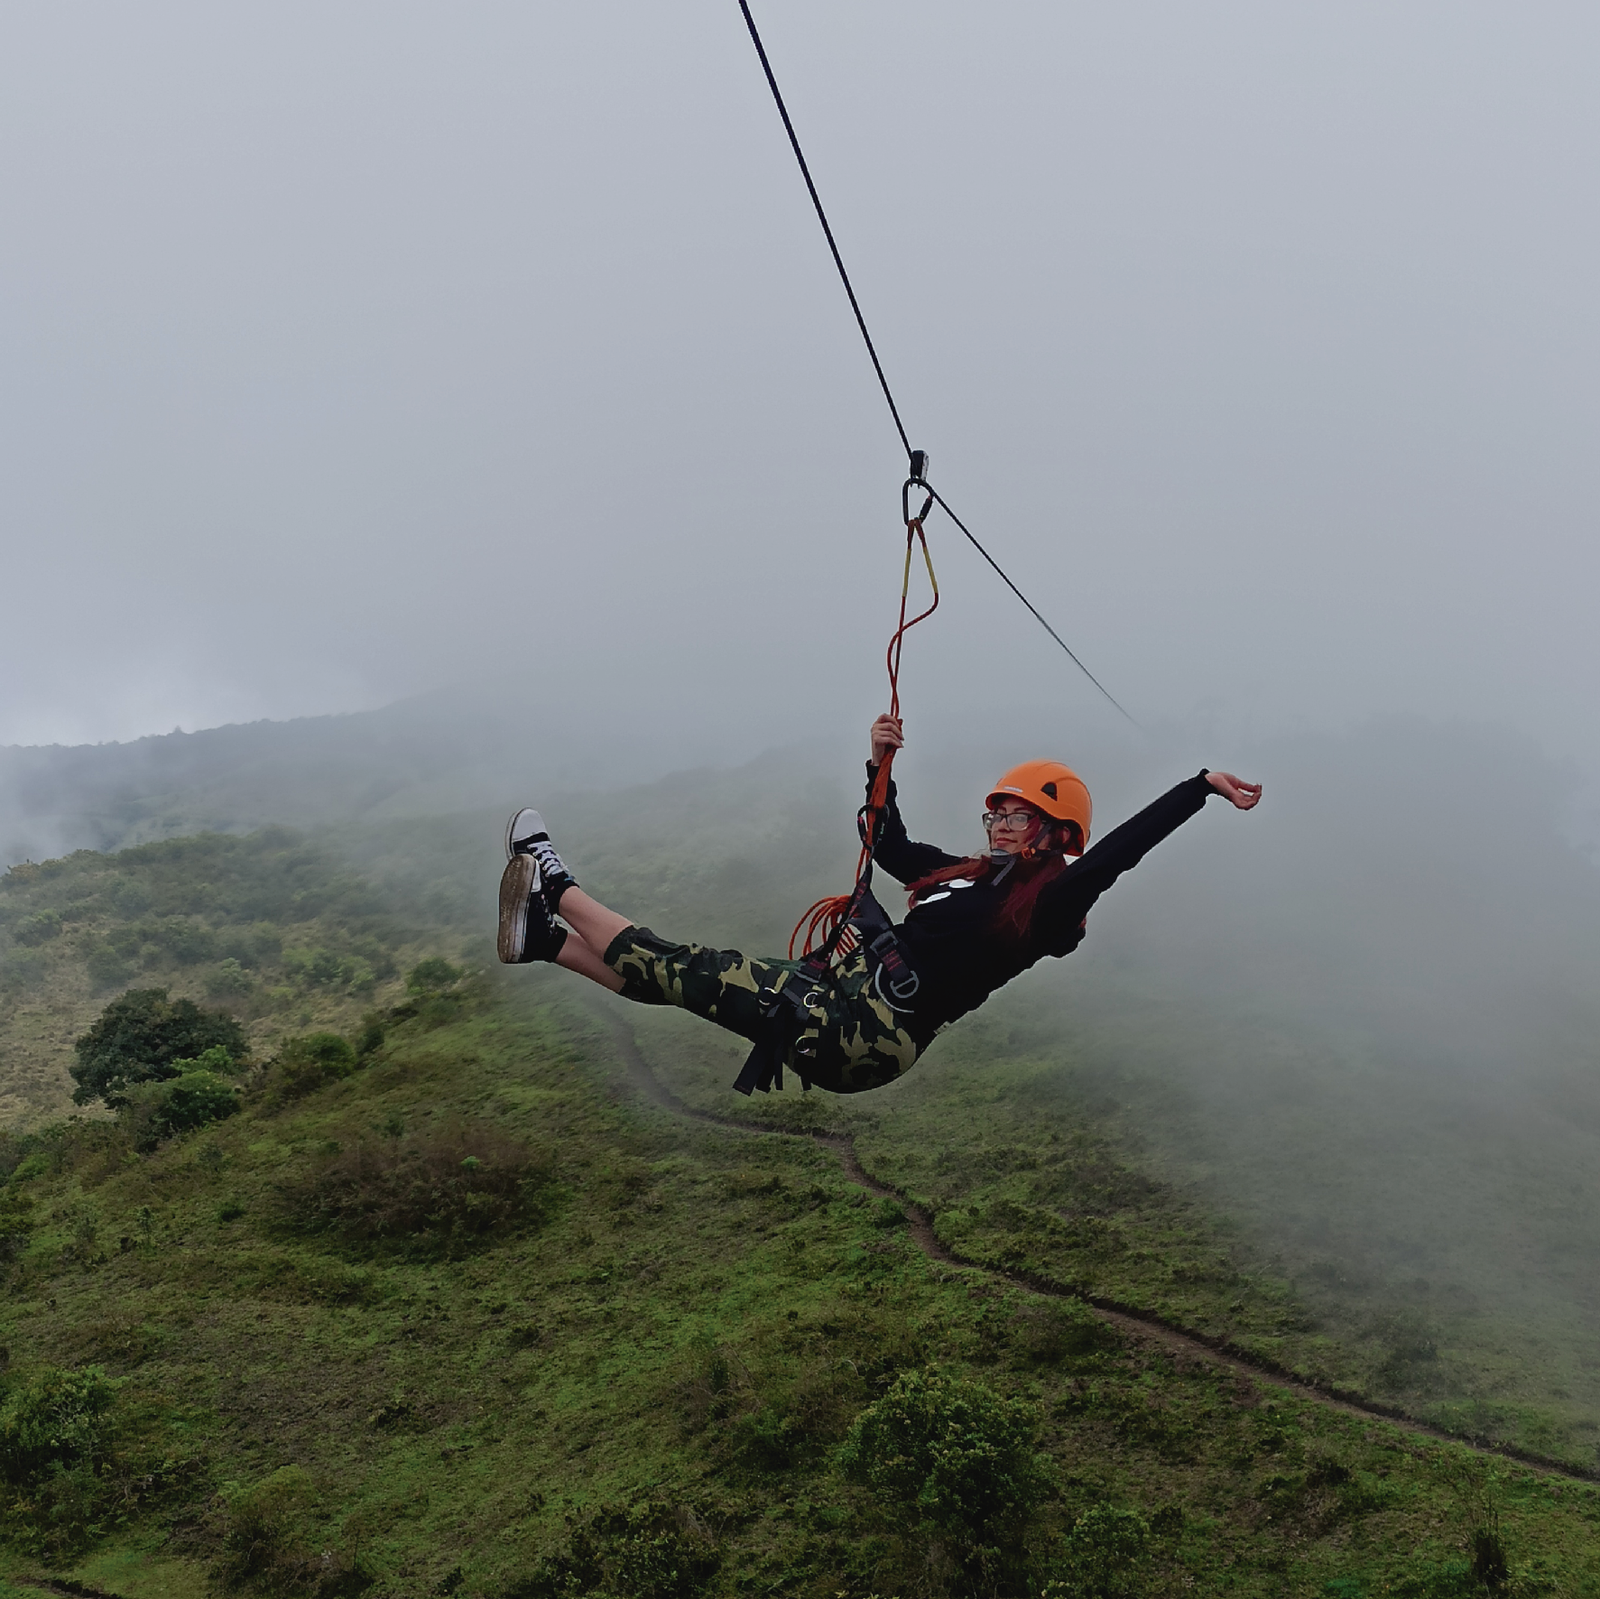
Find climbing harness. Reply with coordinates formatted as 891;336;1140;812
731;969;828;1096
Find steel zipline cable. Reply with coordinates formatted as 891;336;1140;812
925;486;1134;721
735;0;1137;727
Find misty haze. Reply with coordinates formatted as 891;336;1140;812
3;4;1599;1594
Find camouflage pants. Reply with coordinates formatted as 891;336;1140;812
602;926;919;1095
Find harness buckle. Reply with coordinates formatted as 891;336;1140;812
867;929;920;1008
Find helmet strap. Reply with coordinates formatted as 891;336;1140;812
987;852;1018;885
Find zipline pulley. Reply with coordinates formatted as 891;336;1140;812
903;450;933;527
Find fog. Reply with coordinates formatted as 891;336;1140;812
5;2;1600;1447
2;1;1598;790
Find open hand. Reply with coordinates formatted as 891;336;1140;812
869;714;904;766
1206;771;1262;810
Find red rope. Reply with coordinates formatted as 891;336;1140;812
789;516;939;958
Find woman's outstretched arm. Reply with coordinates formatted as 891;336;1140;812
1031;768;1261;951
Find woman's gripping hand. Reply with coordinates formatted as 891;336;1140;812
869;714;904;766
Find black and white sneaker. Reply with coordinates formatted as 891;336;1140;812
504;808;579;910
497;855;568;965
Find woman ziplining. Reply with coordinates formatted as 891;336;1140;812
494;720;1262;1097
489;5;1261;1090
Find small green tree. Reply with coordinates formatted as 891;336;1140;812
1047;1503;1151;1598
121;1053;241;1149
838;1367;1051;1586
71;988;246;1106
0;1364;121;1483
271;1032;359;1102
205;957;253;999
0;1363;122;1557
14;910;62;946
407;957;462;993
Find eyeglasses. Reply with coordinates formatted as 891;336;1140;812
982;809;1039;832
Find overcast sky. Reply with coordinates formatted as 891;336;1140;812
2;2;1596;777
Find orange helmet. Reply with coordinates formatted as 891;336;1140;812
986;761;1092;852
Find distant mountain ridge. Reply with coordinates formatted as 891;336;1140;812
0;691;775;866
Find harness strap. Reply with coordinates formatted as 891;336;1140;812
868;931;920;1008
731;970;825;1096
848;886;921;1011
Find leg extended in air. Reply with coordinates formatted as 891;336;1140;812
498;809;625;992
496;807;916;1096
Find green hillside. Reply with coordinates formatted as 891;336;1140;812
3;967;1597;1597
2;829;1600;1595
0;828;462;1131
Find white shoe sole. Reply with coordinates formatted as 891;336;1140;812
497;854;540;963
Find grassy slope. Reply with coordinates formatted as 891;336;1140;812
633;983;1600;1476
5;971;1600;1597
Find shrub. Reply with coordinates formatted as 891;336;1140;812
206;958;254;999
85;943;135;991
1448;1458;1512;1593
71;988;247;1107
407;958;462;993
0;1364;122;1557
607;1502;721;1599
144;916;218;966
0;1364;120;1483
277;1123;555;1255
676;1344;753;1438
1046;1503;1151;1598
269;1034;359;1102
122;1061;240;1150
14;910;62;946
838;1367;1052;1579
1013;1301;1119;1367
0;1130;37;1181
394;959;471;1031
282;947;374;994
212;1465;368;1596
1371;1311;1442;1394
506;1502;718;1599
0;1189;34;1264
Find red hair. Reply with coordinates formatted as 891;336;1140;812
905;817;1079;943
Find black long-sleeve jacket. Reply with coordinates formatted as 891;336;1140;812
867;766;1217;1045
